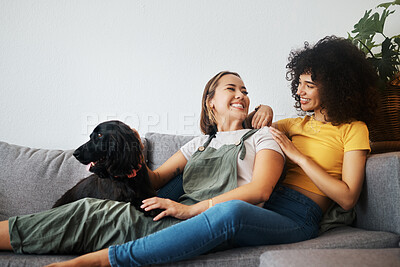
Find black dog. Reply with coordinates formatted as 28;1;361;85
53;120;159;217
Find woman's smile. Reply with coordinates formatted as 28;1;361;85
299;97;311;105
230;102;245;110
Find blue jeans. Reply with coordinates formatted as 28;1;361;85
157;174;184;201
108;185;322;266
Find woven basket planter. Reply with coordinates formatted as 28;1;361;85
369;77;400;153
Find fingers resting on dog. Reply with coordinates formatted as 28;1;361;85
141;197;193;221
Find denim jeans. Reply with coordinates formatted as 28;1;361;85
157;173;184;202
108;185;322;267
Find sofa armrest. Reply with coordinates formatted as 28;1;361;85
355;152;400;235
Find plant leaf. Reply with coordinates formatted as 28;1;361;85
378;2;393;8
378;9;395;34
348;2;400;87
351;10;376;40
351;9;393;42
377;0;400;8
373;38;400;82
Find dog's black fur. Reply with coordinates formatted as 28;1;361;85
53;120;160;217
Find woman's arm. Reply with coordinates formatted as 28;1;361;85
142;149;284;221
147;150;187;190
297;150;367;210
269;127;367;210
205;149;284;205
133;125;188;190
245;105;273;129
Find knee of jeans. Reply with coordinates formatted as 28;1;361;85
212;200;250;224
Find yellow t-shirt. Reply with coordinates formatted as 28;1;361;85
275;116;370;196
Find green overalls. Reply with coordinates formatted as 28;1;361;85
180;129;259;205
9;129;259;254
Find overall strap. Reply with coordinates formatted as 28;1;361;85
196;133;216;152
203;133;216;148
238;129;260;160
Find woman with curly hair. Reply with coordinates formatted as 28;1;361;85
269;35;378;214
1;36;378;266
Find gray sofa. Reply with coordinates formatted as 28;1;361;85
0;132;399;267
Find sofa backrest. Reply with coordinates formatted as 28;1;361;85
355;151;400;235
144;132;195;170
0;141;88;220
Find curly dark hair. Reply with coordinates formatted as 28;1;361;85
286;35;379;126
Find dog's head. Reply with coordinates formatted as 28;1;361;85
73;120;144;178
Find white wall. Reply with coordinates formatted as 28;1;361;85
1;0;399;149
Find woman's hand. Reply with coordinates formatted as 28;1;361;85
141;197;195;221
252;105;273;128
269;127;305;165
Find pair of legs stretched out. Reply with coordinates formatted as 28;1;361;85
1;185;321;266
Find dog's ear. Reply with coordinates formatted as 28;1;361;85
131;128;144;151
106;125;143;178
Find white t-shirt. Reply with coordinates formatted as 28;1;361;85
180;127;284;187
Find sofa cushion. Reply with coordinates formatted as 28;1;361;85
0;226;397;267
0;226;398;267
0;141;88;220
290;226;400;249
0;252;77;267
156;226;399;266
144;132;195;170
259;248;400;267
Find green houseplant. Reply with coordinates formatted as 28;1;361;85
348;0;400;153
